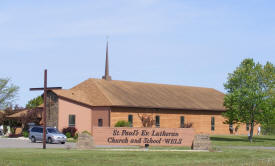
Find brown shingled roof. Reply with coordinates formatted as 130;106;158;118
52;78;225;111
6;109;29;118
7;109;42;118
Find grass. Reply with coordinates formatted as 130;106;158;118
211;135;275;147
0;135;275;166
0;148;275;166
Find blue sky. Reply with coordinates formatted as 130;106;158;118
0;0;274;107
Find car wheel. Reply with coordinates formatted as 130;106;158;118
61;142;65;144
48;137;53;144
31;136;36;143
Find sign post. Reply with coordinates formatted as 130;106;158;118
30;69;62;149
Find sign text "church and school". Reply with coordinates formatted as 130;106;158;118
109;129;181;144
93;127;195;146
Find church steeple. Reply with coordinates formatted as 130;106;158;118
102;40;112;81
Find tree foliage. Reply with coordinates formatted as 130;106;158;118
138;113;155;127
223;93;242;133
0;107;22;134
26;96;43;109
0;78;19;109
114;120;131;127
223;59;275;142
19;109;42;131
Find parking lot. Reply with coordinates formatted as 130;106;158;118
0;137;76;149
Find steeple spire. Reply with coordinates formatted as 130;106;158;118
102;40;112;81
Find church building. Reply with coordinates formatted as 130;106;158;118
44;43;255;135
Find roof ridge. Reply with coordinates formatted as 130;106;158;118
89;78;217;91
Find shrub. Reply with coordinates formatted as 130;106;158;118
3;125;8;134
8;133;22;138
22;131;29;138
62;127;77;137
65;132;71;138
183;122;193;128
115;120;130;127
73;133;78;139
10;128;15;134
81;131;91;135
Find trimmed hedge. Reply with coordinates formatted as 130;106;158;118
115;120;131;127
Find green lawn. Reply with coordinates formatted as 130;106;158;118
211;135;275;147
0;148;275;166
0;135;275;166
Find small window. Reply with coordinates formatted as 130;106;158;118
246;123;249;131
98;119;103;127
69;115;76;127
155;115;160;128
211;117;215;131
180;116;185;128
128;115;133;127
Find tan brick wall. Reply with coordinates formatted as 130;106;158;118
92;107;110;127
111;107;258;135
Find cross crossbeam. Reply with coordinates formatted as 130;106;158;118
30;87;62;91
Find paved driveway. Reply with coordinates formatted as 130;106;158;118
0;137;76;149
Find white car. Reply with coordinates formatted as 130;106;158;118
29;126;67;144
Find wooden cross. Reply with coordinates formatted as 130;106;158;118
30;69;62;149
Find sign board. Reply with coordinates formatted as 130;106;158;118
93;127;195;146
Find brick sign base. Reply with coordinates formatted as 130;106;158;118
93;127;195;146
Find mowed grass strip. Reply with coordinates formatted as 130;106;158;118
0;148;275;166
211;135;275;147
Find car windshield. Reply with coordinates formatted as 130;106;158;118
47;128;61;134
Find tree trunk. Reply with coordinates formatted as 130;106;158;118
249;122;254;143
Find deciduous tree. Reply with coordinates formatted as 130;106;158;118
26;96;43;109
0;78;19;109
224;59;275;142
138;113;155;127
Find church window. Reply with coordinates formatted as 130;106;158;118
69;115;75;127
128;115;133;127
180;116;185;128
211;117;215;131
155;115;160;128
98;119;103;127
